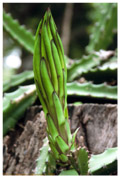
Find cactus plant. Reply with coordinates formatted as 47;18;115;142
86;3;117;53
67;54;101;82
33;9;90;175
3;84;36;136
3;10;35;54
3;70;34;92
81;65;117;84
3;70;117;100
3;5;117;175
3;81;117;137
59;169;79;175
77;147;89;175
67;82;117;100
33;8;73;163
88;147;117;175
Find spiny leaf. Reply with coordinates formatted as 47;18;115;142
4;81;117;105
3;70;34;92
35;137;49;175
3;85;36;136
3;10;35;53
77;148;88;175
67;82;117;100
86;3;117;53
67;54;101;82
3;50;117;93
88;147;117;175
81;65;117;84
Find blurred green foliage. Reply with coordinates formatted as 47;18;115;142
3;3;117;58
3;3;117;83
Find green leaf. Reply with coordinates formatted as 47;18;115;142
81;65;117;84
89;147;117;175
35;137;49;175
86;3;117;52
4;80;117;104
77;148;88;175
67;54;101;82
67;82;117;100
56;136;69;154
3;70;34;92
3;85;36;136
46;114;59;141
3;10;35;53
59;169;79;175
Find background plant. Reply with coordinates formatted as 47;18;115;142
3;3;117;175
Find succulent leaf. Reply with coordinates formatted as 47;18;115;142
3;70;34;93
67;54;101;82
3;10;35;53
59;169;79;175
67;82;117;100
77;147;88;175
81;65;117;84
88;147;117;175
3;85;36;136
86;3;117;52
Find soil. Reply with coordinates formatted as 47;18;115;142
3;104;117;175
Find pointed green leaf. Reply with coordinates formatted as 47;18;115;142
3;85;36;136
3;10;35;53
3;70;34;92
86;3;117;52
56;136;69;153
59;169;79;175
67;82;117;100
88;147;117;175
46;114;59;141
67;54;100;82
77;148;88;175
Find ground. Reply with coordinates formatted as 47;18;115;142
3;104;117;175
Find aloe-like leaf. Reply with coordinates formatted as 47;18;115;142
4;81;117;106
81;65;117;84
88;147;117;175
35;137;49;175
77;148;88;175
3;85;36;136
59;169;79;175
3;70;34;92
67;82;117;100
3;10;35;53
86;3;117;53
67;54;101;82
